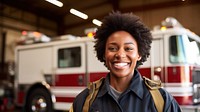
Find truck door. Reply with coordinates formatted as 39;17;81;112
53;43;86;86
150;37;165;81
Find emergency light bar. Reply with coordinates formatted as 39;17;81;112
84;27;97;38
17;31;51;45
161;17;183;28
153;17;183;31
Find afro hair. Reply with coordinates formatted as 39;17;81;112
94;11;152;68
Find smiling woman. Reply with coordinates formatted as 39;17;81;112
70;11;182;112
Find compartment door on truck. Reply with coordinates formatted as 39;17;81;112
53;42;86;86
141;36;165;81
52;42;86;110
151;37;164;81
17;47;53;84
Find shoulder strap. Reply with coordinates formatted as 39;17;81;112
143;76;164;112
82;78;104;112
69;104;73;112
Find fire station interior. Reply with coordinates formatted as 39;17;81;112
1;0;200;112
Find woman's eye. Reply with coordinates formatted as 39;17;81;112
108;47;117;51
125;47;133;51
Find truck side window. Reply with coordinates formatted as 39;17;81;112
169;35;186;63
169;36;178;56
58;47;81;68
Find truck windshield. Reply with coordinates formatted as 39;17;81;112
169;35;200;65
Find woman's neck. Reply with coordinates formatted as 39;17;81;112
109;74;133;92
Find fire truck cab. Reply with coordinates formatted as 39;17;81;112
139;17;200;106
14;17;200;111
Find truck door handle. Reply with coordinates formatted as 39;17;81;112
78;75;83;85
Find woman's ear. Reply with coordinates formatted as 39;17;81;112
137;56;141;61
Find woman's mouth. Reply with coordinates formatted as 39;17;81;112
113;62;130;69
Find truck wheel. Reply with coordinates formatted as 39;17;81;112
26;88;53;112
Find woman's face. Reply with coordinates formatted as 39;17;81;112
105;31;141;78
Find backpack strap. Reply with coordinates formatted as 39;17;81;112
69;104;73;112
82;78;104;112
143;76;164;112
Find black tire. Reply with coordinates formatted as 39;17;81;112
25;88;53;112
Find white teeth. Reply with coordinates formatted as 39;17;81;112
114;63;128;67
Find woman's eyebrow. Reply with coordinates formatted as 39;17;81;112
125;42;135;45
108;42;135;45
108;42;117;45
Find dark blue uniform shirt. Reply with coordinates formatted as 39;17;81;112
72;70;182;112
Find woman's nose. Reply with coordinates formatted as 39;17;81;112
114;49;126;58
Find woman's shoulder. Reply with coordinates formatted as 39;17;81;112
142;77;181;110
159;88;182;111
159;88;174;101
72;88;89;111
74;88;89;103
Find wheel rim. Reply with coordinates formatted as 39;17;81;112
31;96;47;112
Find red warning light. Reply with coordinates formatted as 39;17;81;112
22;31;27;35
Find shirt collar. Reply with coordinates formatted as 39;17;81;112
128;70;144;99
97;70;144;99
97;74;110;97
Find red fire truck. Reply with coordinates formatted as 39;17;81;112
14;17;200;111
139;17;200;106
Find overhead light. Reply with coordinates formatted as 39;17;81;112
70;8;88;20
92;19;102;26
45;0;63;7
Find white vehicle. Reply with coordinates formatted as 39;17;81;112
15;36;108;111
14;18;200;111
